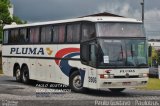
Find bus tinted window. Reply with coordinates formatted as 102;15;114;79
82;23;95;41
96;23;144;37
81;44;89;62
9;29;19;43
20;28;28;43
53;24;65;43
29;27;39;43
67;23;80;43
41;26;52;43
3;30;9;44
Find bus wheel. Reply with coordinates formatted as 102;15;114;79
109;88;125;92
15;66;21;82
69;71;84;93
22;66;30;84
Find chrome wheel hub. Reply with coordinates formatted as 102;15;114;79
73;75;82;89
16;69;20;79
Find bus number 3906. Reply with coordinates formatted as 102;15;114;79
88;77;97;83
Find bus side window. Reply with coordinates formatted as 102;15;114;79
67;23;80;43
53;24;65;43
20;28;28;43
52;26;59;43
82;23;95;42
29;27;39;43
59;25;65;43
3;30;9;44
45;26;52;43
9;29;19;43
41;26;52;43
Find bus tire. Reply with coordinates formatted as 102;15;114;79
22;66;30;84
109;88;125;92
15;66;22;82
69;71;84;93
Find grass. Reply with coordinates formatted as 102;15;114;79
0;69;3;74
137;78;160;90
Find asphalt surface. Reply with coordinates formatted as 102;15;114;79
0;75;160;106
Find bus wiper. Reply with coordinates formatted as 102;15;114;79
125;42;128;66
121;45;123;59
131;44;133;59
137;63;148;67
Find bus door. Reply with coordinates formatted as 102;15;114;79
81;42;98;89
88;44;97;88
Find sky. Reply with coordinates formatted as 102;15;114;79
10;0;160;39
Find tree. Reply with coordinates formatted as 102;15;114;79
0;0;10;6
0;26;2;40
13;16;27;24
157;50;160;65
0;0;26;40
0;0;12;24
152;47;158;60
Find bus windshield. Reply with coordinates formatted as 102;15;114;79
98;39;148;68
96;22;144;37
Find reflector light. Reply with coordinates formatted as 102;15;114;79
105;70;112;73
100;74;104;78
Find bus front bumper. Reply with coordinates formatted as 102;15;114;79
98;78;148;89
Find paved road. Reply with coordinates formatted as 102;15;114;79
0;75;160;106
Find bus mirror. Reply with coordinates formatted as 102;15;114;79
148;45;152;57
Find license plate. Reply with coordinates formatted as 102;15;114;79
123;82;131;86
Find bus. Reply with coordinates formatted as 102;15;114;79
2;13;149;92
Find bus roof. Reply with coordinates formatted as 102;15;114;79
3;15;142;29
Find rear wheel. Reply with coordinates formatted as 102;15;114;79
69;71;84;93
22;66;30;84
109;88;125;92
15;66;21;82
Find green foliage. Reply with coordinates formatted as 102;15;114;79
0;13;12;24
157;52;160;65
0;0;26;40
0;70;2;74
152;47;158;60
0;1;12;24
0;0;10;6
148;46;160;66
148;57;152;66
0;2;9;13
13;16;27;24
0;26;2;40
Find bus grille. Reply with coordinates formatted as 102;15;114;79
114;75;139;78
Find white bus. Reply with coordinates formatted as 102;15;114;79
2;13;149;92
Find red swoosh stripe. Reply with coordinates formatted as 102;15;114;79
55;48;80;65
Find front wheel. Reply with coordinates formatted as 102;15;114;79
22;66;30;84
69;71;84;93
109;88;125;92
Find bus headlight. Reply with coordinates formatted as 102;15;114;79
109;74;114;78
139;73;148;78
100;74;114;79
